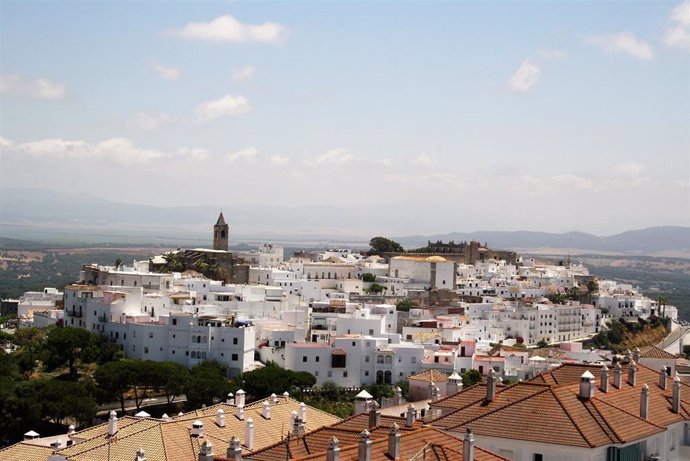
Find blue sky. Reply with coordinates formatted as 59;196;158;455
1;1;688;236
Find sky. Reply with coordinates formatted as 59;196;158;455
1;0;689;236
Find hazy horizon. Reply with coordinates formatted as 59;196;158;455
1;2;689;236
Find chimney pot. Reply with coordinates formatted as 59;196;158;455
614;362;623;389
463;428;475;461
628;360;638;387
245;418;254;450
659;367;668;390
262;401;271;419
368;402;381;429
405;403;416;427
236;389;246;407
387;423;401;460
600;366;609;393
216;409;225;427
327;436;341;461
108;411;118;436
236;406;244;420
135;447;147;461
580;370;595;399
633;347;640;362
486;369;497;401
191;420;204;438
640;384;649;420
199;440;214;461
227;435;242;461
226;392;234;404
358;430;372;461
672;374;682;413
299;401;307;423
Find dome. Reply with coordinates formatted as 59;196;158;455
425;256;448;262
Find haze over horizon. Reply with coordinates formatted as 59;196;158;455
1;1;689;236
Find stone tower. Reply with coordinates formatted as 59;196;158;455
213;212;229;251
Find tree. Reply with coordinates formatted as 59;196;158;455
234;363;315;400
95;360;137;413
536;339;549;348
365;283;385;295
149;361;189;406
368;237;404;255
39;379;96;426
461;369;482;387
185;361;232;409
43;327;93;378
396;299;414;312
362;273;376;283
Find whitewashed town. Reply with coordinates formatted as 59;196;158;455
2;214;690;461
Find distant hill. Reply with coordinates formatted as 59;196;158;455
398;227;690;255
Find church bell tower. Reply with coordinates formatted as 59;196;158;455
213;212;229;251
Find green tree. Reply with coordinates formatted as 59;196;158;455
536;339;549;348
396;299;414;312
185;361;232;409
149;361;189;406
39;379;96;426
365;283;385;295
462;369;482;387
362;273;376;283
234;363;315;400
368;237;404;255
95;360;137;413
43;327;93;378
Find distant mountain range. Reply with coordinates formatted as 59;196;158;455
0;188;688;256
396;227;690;255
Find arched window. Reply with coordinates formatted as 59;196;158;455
191;351;196;358
385;356;392;365
384;371;392;384
377;355;384;364
376;370;384;385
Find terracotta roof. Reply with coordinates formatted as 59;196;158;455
0;442;54;461
639;345;678;360
408;369;450;383
430;362;690;449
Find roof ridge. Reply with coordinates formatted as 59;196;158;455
446;384;552;430
590;396;667;436
549;387;600;448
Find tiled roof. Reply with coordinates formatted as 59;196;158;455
639;345;678;359
430;362;690;449
408;369;450;383
0;442;53;461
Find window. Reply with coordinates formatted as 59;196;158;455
368;329;374;335
149;332;154;338
233;338;238;345
316;356;320;362
365;356;370;363
232;353;238;361
328;371;332;378
343;371;348;377
411;357;417;364
365;370;369;376
303;356;308;362
533;455;543;461
172;319;177;326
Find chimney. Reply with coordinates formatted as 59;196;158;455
227;435;242;461
216;409;225;427
633;347;641;362
614;362;623;389
659;367;668;390
108;411;118;436
368;401;381;429
432;386;441;402
198;440;214;461
271;393;278;404
327;436;340;461
135;448;147;461
226;393;234;405
236;389;246;407
24;430;40;441
428;381;436;400
623;349;632;363
486;369;497;402
447;372;463;396
245;418;254;450
292;416;305;437
600;366;609;393
236;406;244;421
67;425;75;436
394;386;404;406
283;390;290;399
191;420;203;437
673;374;682;413
262;401;271;419
178;412;184;417
628;360;638;386
50;439;63;450
387;423;401;460
358;430;372;461
405;403;416;427
640;384;649;419
579;370;595;400
161;414;171;422
299;401;307;423
463;428;475;461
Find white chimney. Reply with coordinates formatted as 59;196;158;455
394;386;404;406
178;412;184;416
600;366;609;393
659;367;668;390
368;401;381;429
236;389;246;407
673;374;682;413
447;372;463;396
327;436;340;461
226;392;234;404
633;347;641;362
486;369;497;402
428;381;436;400
579;370;595;400
405;403;416;427
198;440;214;461
628;360;638;386
283;390;290;399
292;416;305;437
463;428;475;461
191;420;204;437
387;423;401;460
108;411;118;436
614;362;622;389
135;448;147;461
262;401;271;419
245;418;254;450
216;409;225;427
24;430;40;441
358;430;372;461
67;425;75;436
271;393;278;404
236;406;245;421
299;401;307;423
640;384;649;420
354;390;374;415
227;435;242;461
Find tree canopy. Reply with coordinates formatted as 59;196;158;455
368;237;404;255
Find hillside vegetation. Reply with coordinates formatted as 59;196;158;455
584;317;669;353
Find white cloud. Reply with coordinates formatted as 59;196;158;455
509;60;541;93
195;95;251;122
269;154;289;166
316;148;354;165
4;137;209;166
0;137;13;149
232;65;255;82
612;162;646;178
664;1;690;50
0;74;66;99
411;153;435;169
168;15;289;44
586;32;653;60
226;147;258;162
125;111;177;130
151;61;180;80
550;174;598;192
